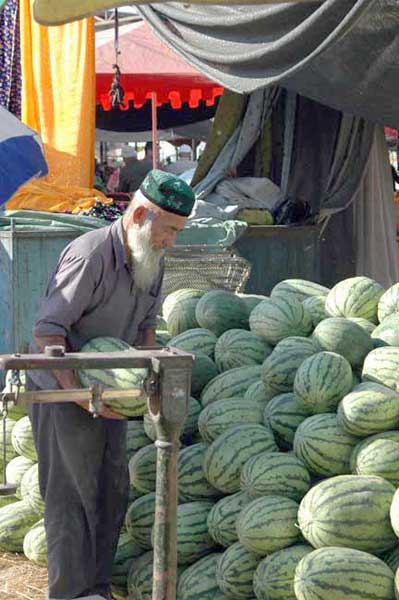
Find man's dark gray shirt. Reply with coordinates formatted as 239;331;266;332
29;217;163;389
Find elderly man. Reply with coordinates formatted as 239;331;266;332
27;170;195;600
118;146;152;194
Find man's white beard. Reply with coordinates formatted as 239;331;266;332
127;220;164;291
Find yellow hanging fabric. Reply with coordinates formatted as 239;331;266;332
20;0;95;188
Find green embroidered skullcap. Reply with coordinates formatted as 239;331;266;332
140;169;195;217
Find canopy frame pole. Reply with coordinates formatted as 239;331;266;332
152;91;158;169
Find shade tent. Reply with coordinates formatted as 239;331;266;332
96;21;222;112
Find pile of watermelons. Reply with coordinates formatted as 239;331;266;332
2;276;399;599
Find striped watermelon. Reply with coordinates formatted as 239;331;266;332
195;290;249;336
2;371;28;420
128;444;157;494
176;552;230;600
298;475;397;553
125;492;155;550
238;293;268;314
77;337;148;417
390;486;399;539
244;380;276;406
312;317;373;369
207;492;251;548
23;519;47;567
111;531;142;589
302;296;327;328
11;416;36;461
383;547;399;574
253;544;313;600
167;296;201;336
0;500;38;551
293;414;358;477
169;328;217;357
127;550;154;599
0;417;17;463
163;289;204;321
249;296;312;345
325;276;384;323
350;431;399;473
372;315;399;347
261;336;319;394
294;351;353;414
172;501;216;565
294;547;395;600
203;424;278;494
200;366;262;407
156;315;168;331
271;279;329;303
337;382;399;437
378;282;399;323
126;420;151;461
362;347;399;391
237;495;301;556
264;393;309;450
353;438;399;486
144;396;201;443
198;398;264;444
216;542;261;599
178;443;221;502
214;329;272;372
240;452;311;502
0;495;19;509
20;464;45;516
348;317;377;335
191;353;219;397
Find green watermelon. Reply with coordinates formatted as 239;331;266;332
238;293;268;314
353;438;399;486
337;381;399;437
372;314;399;347
240;452;311;502
167;297;201;336
125;492;155;550
127;550;154;599
163;289;204;321
378;282;399;323
249;296;312;345
111;531;142;589
126;420;151;461
172;501;216;565
178;443;221;502
244;380;276;406
382;545;399;572
362;347;399;391
176;553;230;600
298;475;397;553
198;398;264;444
215;329;272;372
295;547;395;600
169;328;217;357
390;488;399;538
23;519;47;567
0;500;39;551
0;495;19;509
11;416;36;461
261;336;319;394
325;276;384;323
203;424;278;494
237;495;300;556
348;317;377;335
6;451;34;500
20;464;45;516
270;279;329;303
201;366;262;407
207;492;251;548
191;353;219;397
293;413;358;477
128;444;157;494
312;317;373;369
216;541;261;599
264;393;309;450
253;544;313;600
350;430;399;473
77;337;148;417
0;417;17;462
294;351;353;413
144;396;201;443
195;290;249;336
156;315;168;331
302;296;327;327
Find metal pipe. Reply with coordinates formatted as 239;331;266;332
152;91;158;169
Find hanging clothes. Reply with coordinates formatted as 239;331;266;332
20;0;95;187
0;0;21;117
